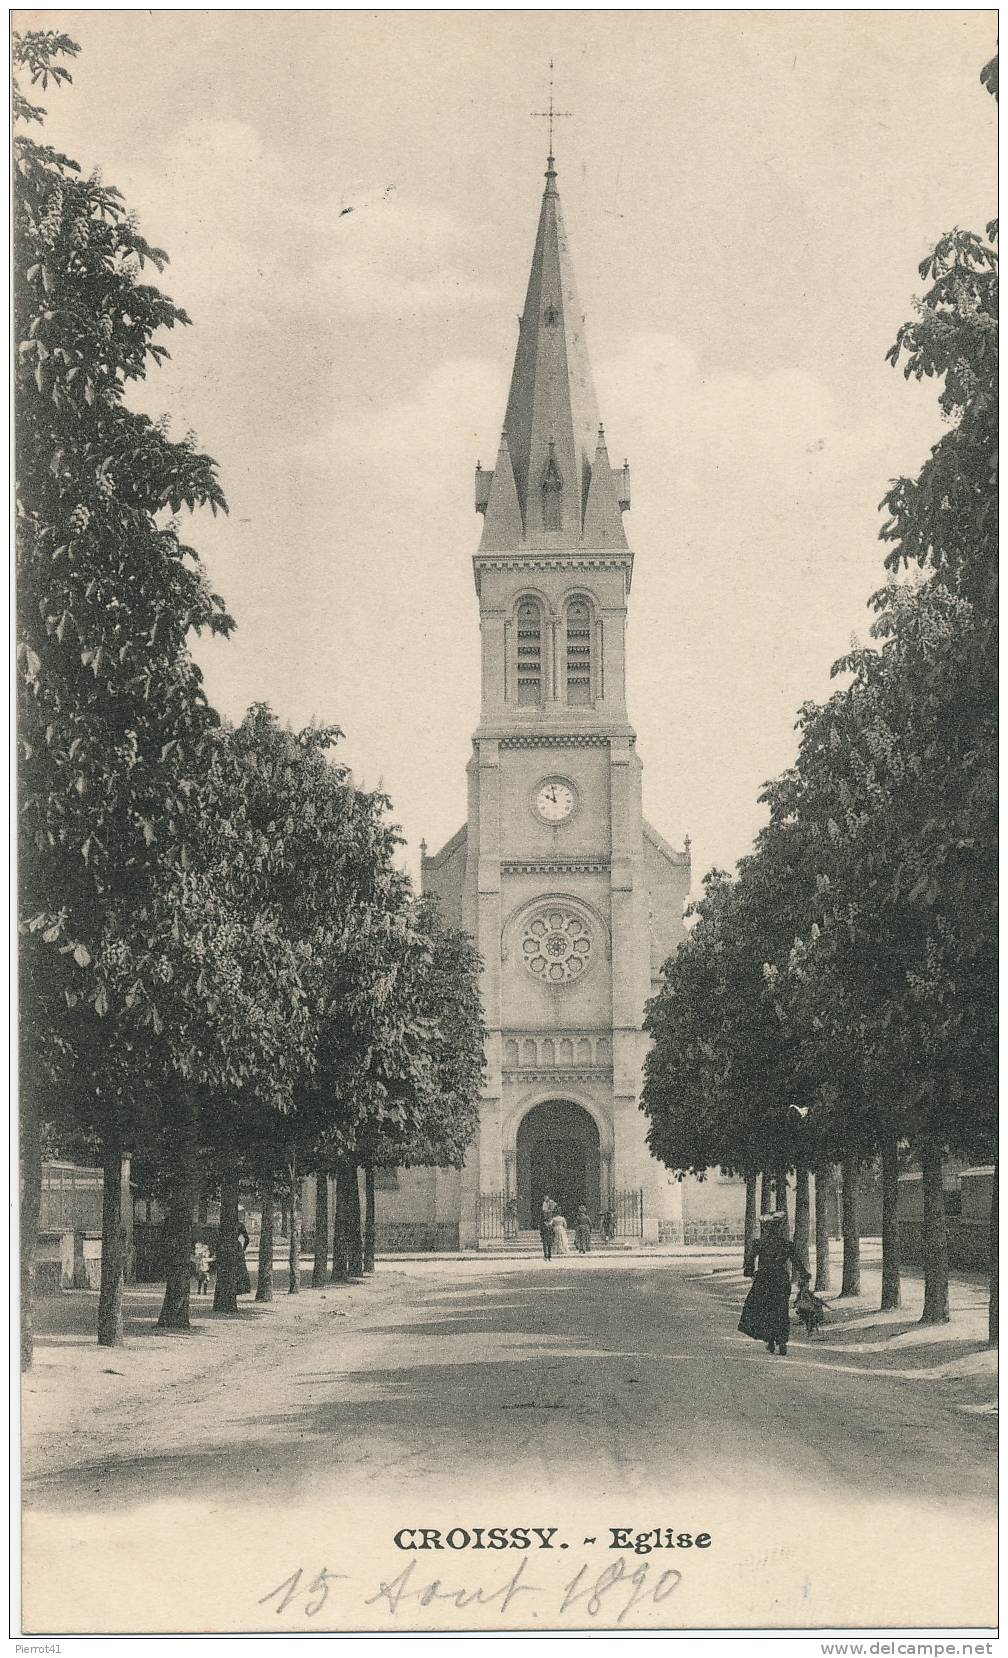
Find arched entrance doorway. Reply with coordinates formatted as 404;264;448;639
516;1100;602;1229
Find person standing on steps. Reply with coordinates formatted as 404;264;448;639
738;1211;809;1356
540;1195;557;1260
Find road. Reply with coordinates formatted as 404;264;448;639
21;1256;997;1633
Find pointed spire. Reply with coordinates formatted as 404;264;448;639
479;429;524;550
494;153;602;547
582;423;628;549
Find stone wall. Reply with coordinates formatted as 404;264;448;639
657;1217;685;1244
375;1221;460;1253
683;1218;745;1247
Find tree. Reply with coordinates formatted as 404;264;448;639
363;899;485;1244
644;815;819;1267
15;32;231;1360
878;67;997;1333
646;50;996;1341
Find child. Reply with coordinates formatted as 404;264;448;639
192;1241;211;1297
794;1281;826;1337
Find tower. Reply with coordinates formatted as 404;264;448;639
422;149;692;1246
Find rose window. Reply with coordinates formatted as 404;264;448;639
521;908;592;984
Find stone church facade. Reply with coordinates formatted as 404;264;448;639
376;151;745;1250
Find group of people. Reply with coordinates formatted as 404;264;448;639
737;1210;826;1356
539;1197;594;1259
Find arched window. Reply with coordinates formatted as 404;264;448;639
516;598;544;705
542;445;562;532
566;597;592;705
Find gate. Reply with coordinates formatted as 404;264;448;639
476;1192;519;1242
609;1187;643;1239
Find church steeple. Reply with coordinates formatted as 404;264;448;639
477;154;628;552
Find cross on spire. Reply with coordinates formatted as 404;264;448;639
531;59;571;164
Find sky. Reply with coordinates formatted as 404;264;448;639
19;9;997;893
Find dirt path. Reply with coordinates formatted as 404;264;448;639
20;1256;997;1634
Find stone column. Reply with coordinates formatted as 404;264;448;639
470;738;504;1245
608;737;664;1241
548;619;559;702
481;607;505;714
459;1145;480;1250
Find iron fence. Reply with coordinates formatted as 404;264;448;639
607;1187;643;1239
477;1191;642;1242
477;1192;520;1241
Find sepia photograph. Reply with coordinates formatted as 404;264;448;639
13;7;998;1640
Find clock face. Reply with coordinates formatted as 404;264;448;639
535;779;576;823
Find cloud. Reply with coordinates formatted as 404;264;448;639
131;115;502;327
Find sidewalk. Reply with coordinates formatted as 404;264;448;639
20;1264;410;1482
709;1239;997;1410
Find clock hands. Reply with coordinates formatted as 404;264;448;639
536;781;573;820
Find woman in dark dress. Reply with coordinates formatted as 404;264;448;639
738;1212;809;1356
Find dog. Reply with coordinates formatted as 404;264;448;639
794;1283;826;1337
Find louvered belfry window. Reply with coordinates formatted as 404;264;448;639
566;598;592;705
516;599;544;705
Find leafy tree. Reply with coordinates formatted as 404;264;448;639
155;705;404;1318
643;823;817;1270
647;54;997;1339
362;898;485;1254
778;56;998;1329
14;32;231;1361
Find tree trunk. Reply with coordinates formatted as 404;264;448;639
213;1163;240;1315
919;1140;950;1325
839;1157;861;1298
157;1107;198;1330
743;1171;758;1277
255;1167;274;1303
97;1128;126;1346
332;1158;358;1281
988;1161;998;1348
364;1162;376;1274
288;1153;301;1294
793;1164;810;1278
312;1173;329;1288
880;1134;902;1311
331;1170;348;1282
814;1163;833;1293
774;1168;791;1237
759;1170;773;1219
20;1102;43;1371
347;1163;364;1279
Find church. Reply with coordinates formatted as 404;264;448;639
377;147;745;1251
